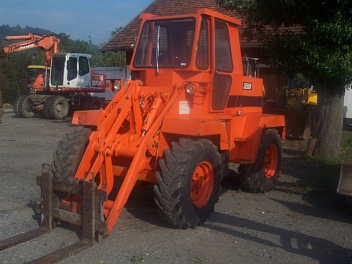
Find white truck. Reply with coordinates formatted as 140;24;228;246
91;66;131;102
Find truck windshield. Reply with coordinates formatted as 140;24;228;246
133;18;195;68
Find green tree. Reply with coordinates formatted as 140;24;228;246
95;27;126;67
218;0;352;160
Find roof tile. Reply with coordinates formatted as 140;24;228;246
100;0;257;52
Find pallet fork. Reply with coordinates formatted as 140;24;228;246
0;164;107;263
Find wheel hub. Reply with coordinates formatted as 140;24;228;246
191;161;214;208
264;144;278;179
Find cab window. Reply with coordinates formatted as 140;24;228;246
79;56;90;76
67;57;77;81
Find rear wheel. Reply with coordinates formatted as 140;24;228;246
238;129;282;193
52;127;92;183
48;96;69;120
154;138;223;228
42;96;55;119
82;97;104;110
13;95;26;117
18;95;35;118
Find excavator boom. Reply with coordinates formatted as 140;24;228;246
0;33;60;66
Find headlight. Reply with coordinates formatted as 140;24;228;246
185;82;196;94
113;81;121;92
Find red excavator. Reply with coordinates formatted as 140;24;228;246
0;34;118;119
1;33;59;93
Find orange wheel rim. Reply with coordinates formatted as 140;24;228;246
264;144;278;179
191;161;214;208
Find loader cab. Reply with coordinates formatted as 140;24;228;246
131;9;263;115
50;53;92;90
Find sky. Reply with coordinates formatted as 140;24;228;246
0;0;154;45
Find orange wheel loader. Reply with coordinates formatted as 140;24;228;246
0;8;285;262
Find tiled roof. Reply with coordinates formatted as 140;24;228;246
100;0;259;52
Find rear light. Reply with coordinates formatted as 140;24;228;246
185;82;196;94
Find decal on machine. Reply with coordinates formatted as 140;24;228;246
91;74;106;89
243;82;252;90
19;43;34;50
179;101;190;114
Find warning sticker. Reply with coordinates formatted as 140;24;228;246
243;82;252;90
179;101;190;114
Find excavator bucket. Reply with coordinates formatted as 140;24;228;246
337;163;352;197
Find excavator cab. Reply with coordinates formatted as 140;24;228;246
49;53;107;93
50;53;93;90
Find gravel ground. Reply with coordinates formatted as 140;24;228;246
0;109;351;264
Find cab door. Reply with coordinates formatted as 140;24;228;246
211;19;233;111
66;55;91;89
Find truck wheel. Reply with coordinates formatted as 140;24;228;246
154;138;223;228
82;97;104;110
13;95;26;117
91;98;104;110
42;96;54;119
238;129;282;193
48;96;69;120
52;127;92;182
18;95;35;118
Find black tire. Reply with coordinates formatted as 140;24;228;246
154;138;223;228
13;95;26;117
238;129;282;193
84;97;104;110
81;97;90;110
18;95;35;118
52;127;92;182
48;96;69;120
42;96;54;119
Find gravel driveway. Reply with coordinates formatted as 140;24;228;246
0;109;351;263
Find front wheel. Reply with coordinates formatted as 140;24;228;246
238;129;282;193
154;138;223;228
52;127;92;182
48;96;69;120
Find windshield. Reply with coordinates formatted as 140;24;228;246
133;18;196;68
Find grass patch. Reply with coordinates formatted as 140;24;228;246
3;103;13;109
